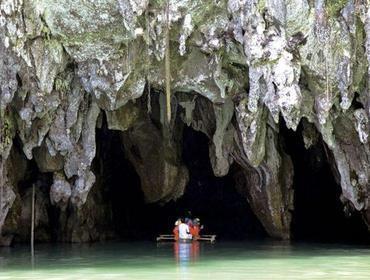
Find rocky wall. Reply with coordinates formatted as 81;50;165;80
0;0;369;243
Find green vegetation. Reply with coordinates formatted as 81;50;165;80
326;0;348;18
0;110;15;155
257;0;266;13
54;76;70;93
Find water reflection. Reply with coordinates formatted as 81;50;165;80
2;242;370;279
174;241;200;264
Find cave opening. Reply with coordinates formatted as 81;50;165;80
95;114;266;241
6;137;55;244
281;121;369;243
171;125;267;240
95;117;148;240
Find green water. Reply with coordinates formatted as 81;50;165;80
1;241;370;279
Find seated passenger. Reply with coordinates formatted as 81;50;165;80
178;219;192;240
173;219;181;241
184;217;193;226
190;218;202;240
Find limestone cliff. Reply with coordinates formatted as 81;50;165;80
0;0;369;243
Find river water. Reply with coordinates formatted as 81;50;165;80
0;241;369;279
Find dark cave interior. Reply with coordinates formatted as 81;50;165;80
84;114;370;243
280;121;369;243
7;115;370;244
95;117;267;241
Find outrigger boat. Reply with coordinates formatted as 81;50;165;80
156;234;216;243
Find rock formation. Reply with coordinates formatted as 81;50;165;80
0;0;369;243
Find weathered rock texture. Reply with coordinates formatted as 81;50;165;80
0;0;369;243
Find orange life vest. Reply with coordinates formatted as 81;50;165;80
173;226;179;241
190;225;200;240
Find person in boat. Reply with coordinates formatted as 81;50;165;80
173;218;181;241
185;217;193;227
184;217;192;226
178;218;192;241
190;218;203;240
184;210;193;225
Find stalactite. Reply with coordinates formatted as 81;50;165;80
325;47;332;103
165;0;171;124
161;5;175;197
146;6;152;114
31;184;35;256
0;106;4;235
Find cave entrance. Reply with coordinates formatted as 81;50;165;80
96;116;266;240
170;125;267;240
281;121;369;243
95;117;151;240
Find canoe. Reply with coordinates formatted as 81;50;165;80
156;234;216;243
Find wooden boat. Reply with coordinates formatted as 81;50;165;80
156;234;216;243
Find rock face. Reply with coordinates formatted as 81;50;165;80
0;0;369;243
